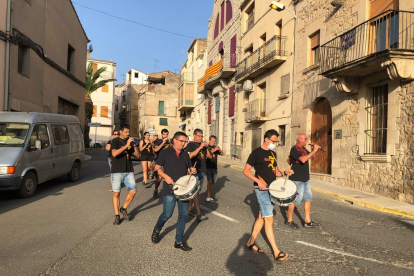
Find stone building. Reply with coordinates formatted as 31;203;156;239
292;0;414;204
87;58;116;146
198;0;241;155
0;0;89;124
234;0;295;164
178;39;208;138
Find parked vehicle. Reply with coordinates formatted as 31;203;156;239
131;137;141;161
0;112;85;198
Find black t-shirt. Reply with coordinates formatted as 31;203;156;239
206;145;218;170
110;137;135;173
156;146;191;196
154;138;171;157
289;146;310;182
107;140;112;158
140;140;154;156
186;142;207;172
246;147;278;187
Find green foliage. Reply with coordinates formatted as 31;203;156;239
85;62;116;97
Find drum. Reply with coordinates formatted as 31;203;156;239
268;178;298;206
173;175;200;201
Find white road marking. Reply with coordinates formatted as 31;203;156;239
296;241;414;271
200;205;239;223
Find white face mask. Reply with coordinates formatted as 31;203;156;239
268;143;276;150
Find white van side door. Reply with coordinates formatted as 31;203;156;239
28;124;53;183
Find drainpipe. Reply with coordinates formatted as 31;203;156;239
3;0;12;111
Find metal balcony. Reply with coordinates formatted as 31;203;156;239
236;35;288;83
320;10;414;79
197;53;237;93
244;99;268;123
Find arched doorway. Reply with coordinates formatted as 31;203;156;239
311;98;332;174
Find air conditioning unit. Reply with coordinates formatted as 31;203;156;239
243;80;254;92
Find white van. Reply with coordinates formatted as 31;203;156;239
0;112;85;198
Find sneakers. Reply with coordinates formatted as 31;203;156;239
285;221;300;229
153;190;158;199
174;242;192;251
304;221;322;228
206;197;215;202
120;207;129;221
151;228;160;244
197;214;208;222
188;211;196;217
113;215;120;225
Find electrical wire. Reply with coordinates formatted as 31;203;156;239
71;1;195;39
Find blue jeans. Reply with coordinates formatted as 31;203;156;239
195;172;205;189
254;189;275;218
108;158;112;171
293;180;313;205
111;172;136;192
155;195;189;244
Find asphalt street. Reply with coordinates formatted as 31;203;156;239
1;150;414;276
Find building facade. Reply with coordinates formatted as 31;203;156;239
87;58;116;146
1;0;88;124
198;0;241;155
178;39;208;138
292;0;414;204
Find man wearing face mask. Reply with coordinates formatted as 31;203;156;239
243;129;293;262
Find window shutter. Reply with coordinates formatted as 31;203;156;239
218;41;224;53
226;1;233;24
369;0;398;18
310;33;320;49
102;85;108;92
215;97;220;113
281;74;290;95
101;106;108;117
220;2;225;31
93;105;97;117
214;14;220;39
230;35;237;68
159;101;164;114
208;100;212;124
229;86;235;117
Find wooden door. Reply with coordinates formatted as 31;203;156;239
311;98;332;174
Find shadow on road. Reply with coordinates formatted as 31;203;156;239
278;205;305;226
129;195;162;220
226;233;273;276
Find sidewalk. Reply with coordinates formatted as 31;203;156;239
218;156;414;219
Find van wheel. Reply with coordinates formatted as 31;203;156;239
67;162;80;182
18;172;37;198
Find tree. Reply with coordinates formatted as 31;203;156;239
84;62;116;147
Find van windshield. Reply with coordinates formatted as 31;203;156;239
0;123;30;147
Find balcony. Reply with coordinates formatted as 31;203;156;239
320;10;414;92
178;81;196;111
236;35;288;83
244;99;268;123
178;72;194;88
197;53;237;93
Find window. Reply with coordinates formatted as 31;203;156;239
240;132;244;148
208;100;212;124
58;97;77;115
276;20;282;53
281;74;290;95
135;72;139;78
101;106;108;117
365;84;388;154
229;86;235;117
52;125;69;145
93;105;97;117
310;31;320;66
215;97;220;113
18;45;30;77
101;85;109;93
115;100;118;111
278;125;286;146
159;101;165;115
29;124;50;151
246;3;255;32
91;63;98;74
160;118;168;126
67;44;75;72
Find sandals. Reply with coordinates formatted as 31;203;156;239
304;221;322;228
246;243;264;254
285;221;299;229
275;251;289;262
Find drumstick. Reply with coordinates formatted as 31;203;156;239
267;187;284;192
186;161;197;185
173;183;186;187
284;164;293;187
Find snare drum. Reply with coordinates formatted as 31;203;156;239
173;175;200;201
268;178;298;206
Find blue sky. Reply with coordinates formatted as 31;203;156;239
73;0;213;83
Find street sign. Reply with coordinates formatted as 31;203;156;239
88;122;101;127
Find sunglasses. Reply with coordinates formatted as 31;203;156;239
113;133;119;136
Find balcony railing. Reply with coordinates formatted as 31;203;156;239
320;10;414;75
245;99;267;122
236;35;287;82
198;53;237;93
178;72;194;88
246;12;254;32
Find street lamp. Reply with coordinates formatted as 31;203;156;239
269;1;297;19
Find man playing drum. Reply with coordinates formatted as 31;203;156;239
286;133;322;229
151;131;196;251
243;129;293;262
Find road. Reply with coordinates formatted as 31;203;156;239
0;150;413;276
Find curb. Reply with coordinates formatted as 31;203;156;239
218;160;414;219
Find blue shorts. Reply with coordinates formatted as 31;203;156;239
293;180;313;205
111;172;137;192
206;169;217;183
254;189;275;218
195;172;205;189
